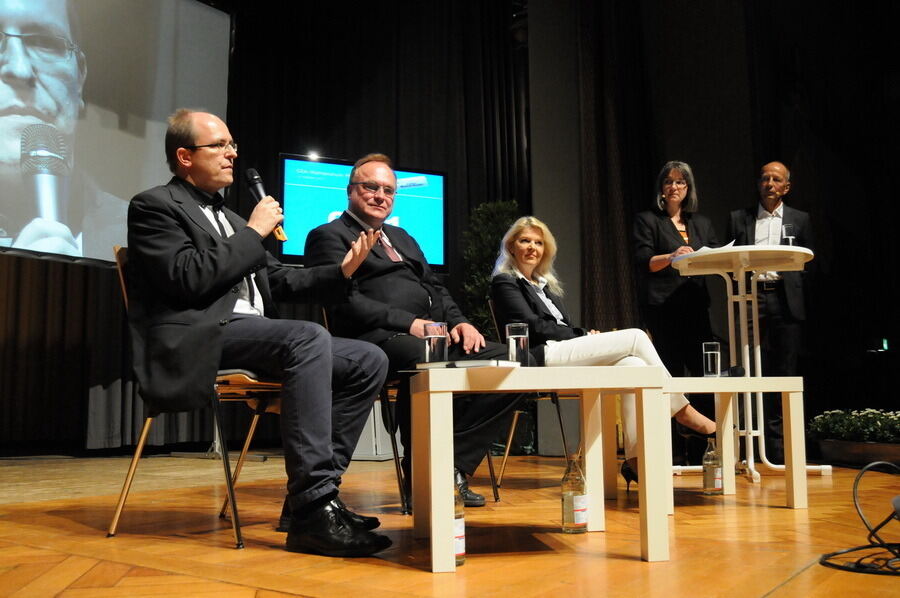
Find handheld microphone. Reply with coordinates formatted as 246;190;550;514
20;124;71;223
245;168;286;241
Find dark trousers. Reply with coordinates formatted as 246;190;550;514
378;334;523;476
219;316;388;507
756;284;802;452
644;285;715;464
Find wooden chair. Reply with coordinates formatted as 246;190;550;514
107;246;281;549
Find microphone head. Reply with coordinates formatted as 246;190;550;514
20;124;70;176
245;168;262;185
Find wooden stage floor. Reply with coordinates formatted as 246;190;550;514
0;454;897;597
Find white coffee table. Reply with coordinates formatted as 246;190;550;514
410;365;670;572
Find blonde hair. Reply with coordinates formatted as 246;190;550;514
493;216;563;296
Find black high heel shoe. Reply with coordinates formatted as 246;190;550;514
676;422;716;441
620;461;639;492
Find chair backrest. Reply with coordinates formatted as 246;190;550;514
487;298;503;342
113;245;129;311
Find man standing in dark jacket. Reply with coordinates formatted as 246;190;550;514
727;161;814;461
127;109;390;557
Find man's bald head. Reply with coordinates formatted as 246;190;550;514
758;161;791;213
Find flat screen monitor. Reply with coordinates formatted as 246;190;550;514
279;154;446;268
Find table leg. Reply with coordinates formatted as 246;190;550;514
581;389;606;532
782;391;808;509
715;392;736;495
636;387;670;562
411;388;456;572
600;392;619;500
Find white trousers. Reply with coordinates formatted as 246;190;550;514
543;328;689;460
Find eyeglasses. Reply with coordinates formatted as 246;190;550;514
184;140;238;153
350;181;396;197
663;179;688;188
0;31;81;62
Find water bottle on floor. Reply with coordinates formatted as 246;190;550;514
702;438;723;495
561;455;588;533
455;482;466;565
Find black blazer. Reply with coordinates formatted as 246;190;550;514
633;210;720;307
726;204;813;321
126;177;348;413
304;211;468;345
490;272;586;364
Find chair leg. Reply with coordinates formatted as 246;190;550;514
108;416;154;538
211;397;244;549
485;450;500;502
219;411;262;519
497;410;521;487
380;389;410;515
551;393;571;457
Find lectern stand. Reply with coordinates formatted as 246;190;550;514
672;245;831;481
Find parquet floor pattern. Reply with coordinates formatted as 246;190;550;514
0;455;897;597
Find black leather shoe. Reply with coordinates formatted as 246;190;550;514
286;501;391;557
455;468;486;507
276;496;291;532
333;496;380;530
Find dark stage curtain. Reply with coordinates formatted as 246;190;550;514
743;2;894;411
223;0;531;293
0;250;272;452
575;1;655;330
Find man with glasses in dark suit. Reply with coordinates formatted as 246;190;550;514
305;153;526;507
127;110;391;557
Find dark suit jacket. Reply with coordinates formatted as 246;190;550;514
490;272;585;364
304;211;467;345
633;210;720;307
726;203;813;321
126;177;347;413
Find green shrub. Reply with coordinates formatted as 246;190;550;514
807;409;900;443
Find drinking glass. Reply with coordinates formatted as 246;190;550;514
782;223;795;246
424;322;448;362
702;342;721;377
505;323;529;365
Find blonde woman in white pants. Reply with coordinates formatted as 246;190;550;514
490;216;715;488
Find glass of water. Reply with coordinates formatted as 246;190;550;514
423;322;448;362
505;322;529;365
782;223;795;246
702;342;721;377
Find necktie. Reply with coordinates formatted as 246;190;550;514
211;206;256;307
379;237;402;262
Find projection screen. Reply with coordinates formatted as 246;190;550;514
0;0;230;262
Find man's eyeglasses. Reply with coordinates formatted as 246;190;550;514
350;181;396;197
184;141;238;153
0;31;82;62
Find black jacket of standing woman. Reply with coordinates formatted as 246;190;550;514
633;161;720;376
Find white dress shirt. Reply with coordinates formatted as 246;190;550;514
755;202;783;281
198;203;264;316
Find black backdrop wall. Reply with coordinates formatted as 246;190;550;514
1;0;894;453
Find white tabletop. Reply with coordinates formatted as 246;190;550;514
671;244;813;276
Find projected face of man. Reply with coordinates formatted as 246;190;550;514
0;0;85;177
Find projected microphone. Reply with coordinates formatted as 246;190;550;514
245;168;287;241
20;124;71;223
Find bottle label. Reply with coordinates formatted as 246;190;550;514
714;467;722;489
573;494;588;525
454;517;465;557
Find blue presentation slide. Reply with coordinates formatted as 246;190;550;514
281;158;445;265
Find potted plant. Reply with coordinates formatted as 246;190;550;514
807;409;900;465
